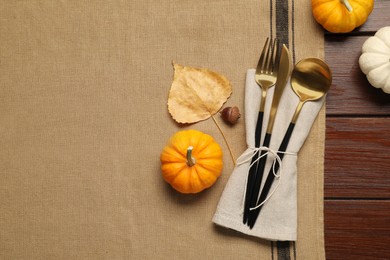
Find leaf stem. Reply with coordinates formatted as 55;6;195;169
211;114;236;166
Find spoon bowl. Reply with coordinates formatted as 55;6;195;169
290;58;332;123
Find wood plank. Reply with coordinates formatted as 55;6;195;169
325;35;390;116
323;1;390;259
324;200;390;260
325;117;390;198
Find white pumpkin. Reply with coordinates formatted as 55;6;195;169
359;26;390;94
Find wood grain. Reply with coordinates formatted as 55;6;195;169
324;200;390;260
325;117;390;198
324;1;390;259
325;36;390;116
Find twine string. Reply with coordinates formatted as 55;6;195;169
237;146;296;212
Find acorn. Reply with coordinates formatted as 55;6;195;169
220;106;241;125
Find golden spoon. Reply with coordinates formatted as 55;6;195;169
289;58;332;124
248;57;332;228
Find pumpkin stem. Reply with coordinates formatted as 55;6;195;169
341;0;353;12
186;146;196;167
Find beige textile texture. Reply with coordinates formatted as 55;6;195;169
0;1;325;259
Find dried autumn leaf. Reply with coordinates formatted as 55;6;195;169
168;63;233;124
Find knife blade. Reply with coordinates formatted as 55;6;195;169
247;45;292;228
265;44;292;135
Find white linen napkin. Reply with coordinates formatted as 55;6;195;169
213;69;325;241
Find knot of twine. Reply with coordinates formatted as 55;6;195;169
237;146;296;211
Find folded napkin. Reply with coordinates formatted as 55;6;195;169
213;68;325;241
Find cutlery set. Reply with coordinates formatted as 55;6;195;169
243;38;332;229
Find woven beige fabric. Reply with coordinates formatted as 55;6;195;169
0;0;324;259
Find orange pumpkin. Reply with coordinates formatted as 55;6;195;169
160;130;223;194
311;0;374;33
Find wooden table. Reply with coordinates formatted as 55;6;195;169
324;1;390;259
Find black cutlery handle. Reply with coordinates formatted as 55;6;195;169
248;122;296;229
254;111;263;148
247;132;272;225
243;111;264;224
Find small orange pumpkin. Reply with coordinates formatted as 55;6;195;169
160;129;223;194
311;0;374;33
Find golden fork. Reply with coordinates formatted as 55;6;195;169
243;37;279;225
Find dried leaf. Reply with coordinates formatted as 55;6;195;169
168;63;232;124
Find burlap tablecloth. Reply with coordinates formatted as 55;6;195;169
0;1;325;259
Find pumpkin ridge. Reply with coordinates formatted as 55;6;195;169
160;149;184;165
312;0;333;9
162;146;185;161
351;3;368;27
195;163;222;178
160;156;183;164
190;132;205;156
192;167;209;189
368;60;389;71
162;162;187;178
196;152;222;161
194;166;220;191
317;4;338;25
367;63;390;82
378;36;390;50
355;0;373;13
195;141;223;160
170;144;186;158
192;133;213;156
169;165;191;187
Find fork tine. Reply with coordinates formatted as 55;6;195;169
271;38;279;73
264;39;273;73
256;37;270;73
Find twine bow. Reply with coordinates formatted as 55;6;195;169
237;147;296;211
